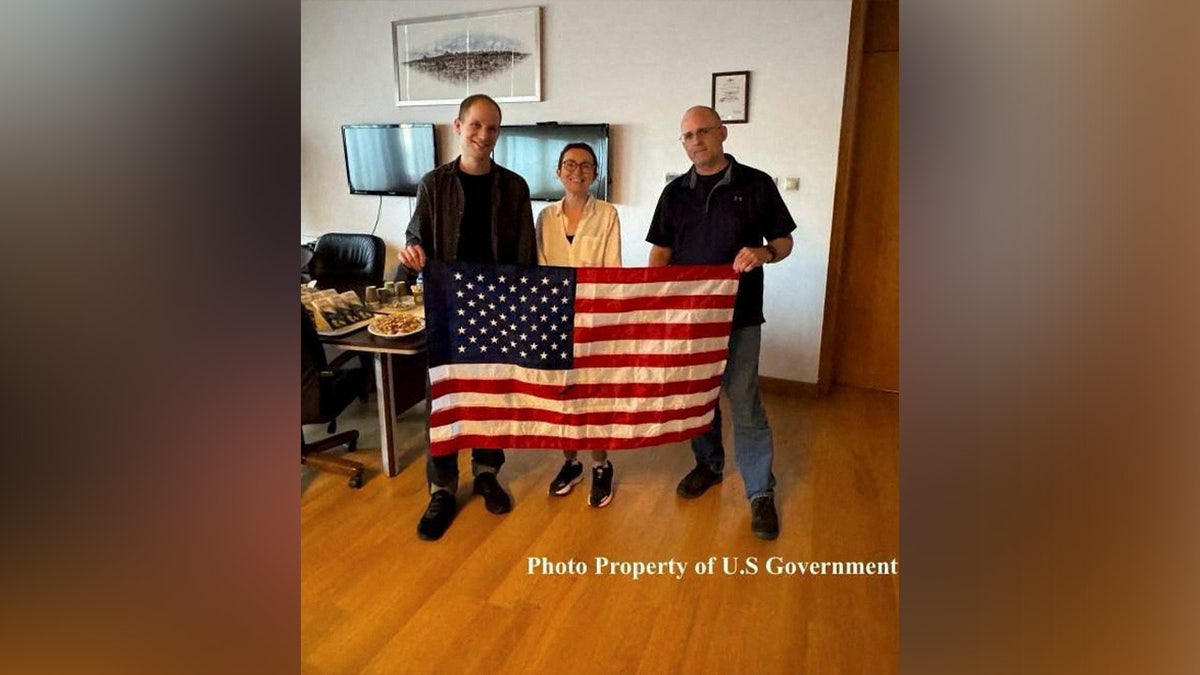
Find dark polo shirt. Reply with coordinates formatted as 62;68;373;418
646;154;797;329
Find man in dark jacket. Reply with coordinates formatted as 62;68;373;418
399;94;536;541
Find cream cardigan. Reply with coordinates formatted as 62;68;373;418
535;196;623;268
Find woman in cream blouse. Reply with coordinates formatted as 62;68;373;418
535;142;622;507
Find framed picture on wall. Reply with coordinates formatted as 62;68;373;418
392;6;542;107
712;71;750;124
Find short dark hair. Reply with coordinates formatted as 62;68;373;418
457;94;502;122
557;142;598;169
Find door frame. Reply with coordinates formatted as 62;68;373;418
818;0;869;394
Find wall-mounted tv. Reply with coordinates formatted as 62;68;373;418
491;123;611;202
341;123;436;197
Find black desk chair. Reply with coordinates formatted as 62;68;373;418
307;233;385;299
302;305;367;488
301;242;315;285
304;232;387;390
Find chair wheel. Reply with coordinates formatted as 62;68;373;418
348;473;363;489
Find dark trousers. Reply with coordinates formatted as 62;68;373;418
426;449;505;492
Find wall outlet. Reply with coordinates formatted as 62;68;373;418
784;177;800;191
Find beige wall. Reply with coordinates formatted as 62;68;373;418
301;0;852;383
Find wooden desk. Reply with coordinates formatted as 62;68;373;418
321;328;426;477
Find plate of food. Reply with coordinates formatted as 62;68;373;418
368;313;425;339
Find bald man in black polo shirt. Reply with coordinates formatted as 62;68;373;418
646;105;796;540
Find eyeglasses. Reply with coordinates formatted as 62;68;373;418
679;125;722;143
560;160;595;173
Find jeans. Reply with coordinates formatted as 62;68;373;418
427;449;505;493
690;325;775;501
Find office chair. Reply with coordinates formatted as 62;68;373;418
304;232;386;391
302;305;368;488
301;242;315;285
307;233;386;298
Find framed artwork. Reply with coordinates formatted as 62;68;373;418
712;70;750;124
392;6;542;107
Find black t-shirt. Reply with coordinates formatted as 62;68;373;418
456;168;494;263
694;170;723;195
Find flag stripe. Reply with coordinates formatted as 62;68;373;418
575;321;734;343
430;391;719;421
429;414;716;452
430;427;712;454
432;417;712;446
430;362;727;387
574;336;730;357
574;294;735;313
573;349;729;369
429;401;715;428
575;308;733;327
430;374;724;402
575;266;739;283
574;278;739;300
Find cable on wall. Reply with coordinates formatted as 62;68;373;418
369;195;383;236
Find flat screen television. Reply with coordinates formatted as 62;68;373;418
491;123;611;202
341;123;436;196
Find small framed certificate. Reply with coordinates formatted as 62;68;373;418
712;71;750;124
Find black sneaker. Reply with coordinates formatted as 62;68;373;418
588;461;614;508
676;463;723;499
417;490;456;541
750;495;779;540
473;472;513;514
548;460;584;496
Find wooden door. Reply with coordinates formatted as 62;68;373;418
831;0;899;392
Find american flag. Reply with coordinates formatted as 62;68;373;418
423;260;739;456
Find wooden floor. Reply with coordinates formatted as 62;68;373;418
301;385;898;674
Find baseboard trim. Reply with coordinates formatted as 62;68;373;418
759;376;820;398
